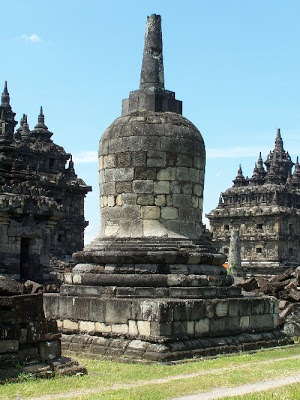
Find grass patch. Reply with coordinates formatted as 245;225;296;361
1;345;300;400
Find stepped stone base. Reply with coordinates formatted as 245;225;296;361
44;238;292;362
44;292;291;362
61;331;291;362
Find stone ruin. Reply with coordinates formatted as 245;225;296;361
235;267;300;337
0;87;91;284
0;276;86;382
207;130;300;277
44;14;291;362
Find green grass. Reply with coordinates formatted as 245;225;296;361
1;345;300;400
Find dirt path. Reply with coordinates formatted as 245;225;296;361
17;354;300;400
172;374;300;399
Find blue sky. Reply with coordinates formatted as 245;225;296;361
2;0;300;243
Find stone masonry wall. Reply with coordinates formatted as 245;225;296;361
98;111;205;239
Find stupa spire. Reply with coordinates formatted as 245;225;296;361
122;14;182;115
139;14;164;91
1;81;10;107
38;106;45;124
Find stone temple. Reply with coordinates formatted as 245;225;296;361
0;85;91;282
207;130;300;277
45;14;290;361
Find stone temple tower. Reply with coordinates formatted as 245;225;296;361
45;15;290;361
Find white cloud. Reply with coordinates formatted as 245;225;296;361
20;34;42;43
73;151;98;164
207;146;270;159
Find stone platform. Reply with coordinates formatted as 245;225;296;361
44;238;291;362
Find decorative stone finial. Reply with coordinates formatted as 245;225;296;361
139;14;164;91
122;14;182;115
1;81;10;107
31;106;53;140
275;128;284;150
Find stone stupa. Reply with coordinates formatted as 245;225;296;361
45;14;290;361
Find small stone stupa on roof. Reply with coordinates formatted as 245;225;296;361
45;14;290;361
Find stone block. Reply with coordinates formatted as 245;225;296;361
114;168;134;182
228;300;240;317
195;318;209;334
142;136;161;151
95;323;112;333
132;151;146;166
128;320;138;336
101;182;115;195
189;168;201;182
133;180;154;194
127;340;148;351
116;152;132;167
251;299;265;315
187;321;195;334
194;156;203;169
161;207;178;220
249;314;274;329
193;184;203;196
170;181;181;193
135;167;156;180
239;299;251;316
38;340;61;361
116;194;122;206
115;181;132;193
79;321;95;333
215;302;228;317
210;318;226;334
154;181;170;194
108;138;123;153
137;321;151;336
0;340;19;354
173;194;191;208
240;315;250;328
111;324;129;335
181;139;196;154
157;167;176;180
155;194;166;206
0;352;19;368
18;347;39;365
103;154;116;169
176;167;189;180
104;168;114;182
107;195;115;207
105;300;132;323
141;206;160;220
123;136;142;152
137;194;154;205
176;154;193;167
62;320;79;331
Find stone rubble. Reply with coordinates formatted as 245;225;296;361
0;276;86;383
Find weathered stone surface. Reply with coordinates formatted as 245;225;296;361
207;129;300;277
0;92;91;282
0;276;21;296
45;14;291;364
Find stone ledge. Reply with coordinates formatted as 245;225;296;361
61;332;292;362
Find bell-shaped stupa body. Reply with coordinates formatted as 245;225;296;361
87;14;206;246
